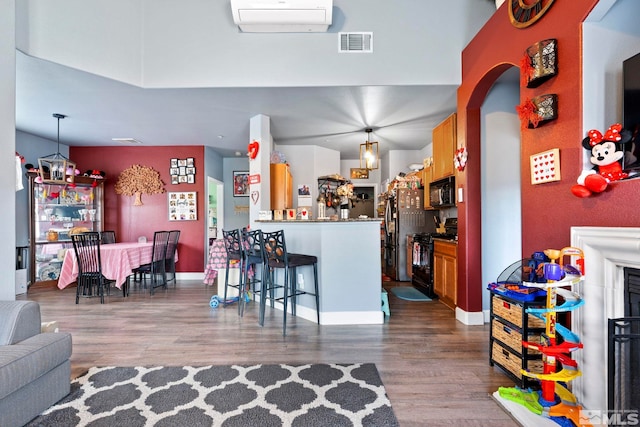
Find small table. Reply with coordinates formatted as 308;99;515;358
57;242;168;290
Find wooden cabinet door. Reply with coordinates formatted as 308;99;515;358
432;113;457;181
433;239;457;309
423;165;433;210
270;163;292;210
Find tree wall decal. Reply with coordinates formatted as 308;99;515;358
114;164;165;206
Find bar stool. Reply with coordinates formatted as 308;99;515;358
240;229;267;317
261;229;319;335
221;229;245;315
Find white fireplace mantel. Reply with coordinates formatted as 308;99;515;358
571;226;640;412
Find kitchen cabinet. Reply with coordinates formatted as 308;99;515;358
422;165;434;210
433;239;457;309
27;173;104;286
489;290;546;387
270;163;293;210
432;113;457;181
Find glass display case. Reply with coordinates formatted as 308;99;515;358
27;173;104;285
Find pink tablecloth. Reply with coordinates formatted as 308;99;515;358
203;239;240;285
58;242;157;289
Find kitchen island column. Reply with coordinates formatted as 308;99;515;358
256;219;383;325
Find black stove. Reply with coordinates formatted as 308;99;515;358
411;218;457;298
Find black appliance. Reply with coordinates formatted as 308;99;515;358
429;176;455;208
411;218;457;297
383;188;434;281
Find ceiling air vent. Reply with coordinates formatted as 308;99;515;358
339;32;373;53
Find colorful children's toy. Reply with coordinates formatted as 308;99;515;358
497;247;592;427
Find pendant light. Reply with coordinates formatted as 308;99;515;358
359;128;379;170
38;114;76;184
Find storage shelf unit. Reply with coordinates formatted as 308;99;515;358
27;173;104;286
489;290;546;388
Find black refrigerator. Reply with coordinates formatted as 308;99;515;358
383;188;435;281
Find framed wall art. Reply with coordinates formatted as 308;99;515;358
530;148;560;185
233;171;249;197
168;191;197;221
170;157;195;184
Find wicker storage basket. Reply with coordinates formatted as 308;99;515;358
492;341;544;380
492;295;546;329
492;319;542;355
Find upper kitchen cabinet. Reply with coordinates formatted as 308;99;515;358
422;165;434;210
432;113;457;181
270;163;293;210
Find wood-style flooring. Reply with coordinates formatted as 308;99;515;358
20;280;518;426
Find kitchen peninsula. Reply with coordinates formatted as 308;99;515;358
255;218;383;326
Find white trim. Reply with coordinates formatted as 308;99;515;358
176;272;204;281
455;307;484;325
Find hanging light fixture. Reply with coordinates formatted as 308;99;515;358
359;128;379;170
38;114;77;184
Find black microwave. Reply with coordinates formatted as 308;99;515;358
429;176;455;208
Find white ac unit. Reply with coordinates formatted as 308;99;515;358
230;0;333;33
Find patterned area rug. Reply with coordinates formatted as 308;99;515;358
27;363;399;426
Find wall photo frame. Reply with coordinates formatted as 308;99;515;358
168;191;197;221
233;171;249;197
170;158;196;184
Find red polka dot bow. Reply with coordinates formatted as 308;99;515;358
587;123;623;146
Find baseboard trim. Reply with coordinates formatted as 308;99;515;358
455;307;485;325
175;272;204;281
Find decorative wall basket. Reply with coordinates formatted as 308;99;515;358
521;39;557;88
516;94;558;129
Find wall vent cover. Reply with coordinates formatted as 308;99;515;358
339;32;373;53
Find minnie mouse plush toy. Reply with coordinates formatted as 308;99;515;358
571;123;631;198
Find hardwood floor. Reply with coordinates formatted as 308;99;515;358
20;280;518;426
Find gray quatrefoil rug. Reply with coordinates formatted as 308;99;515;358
27;363;399;427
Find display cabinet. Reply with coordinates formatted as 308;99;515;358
27;173;104;286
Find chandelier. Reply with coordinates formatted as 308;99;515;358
38;114;76;184
359;128;379;170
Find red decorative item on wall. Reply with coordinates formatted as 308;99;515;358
247;140;260;160
454;147;468;172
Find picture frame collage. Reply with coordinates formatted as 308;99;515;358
170;158;196;184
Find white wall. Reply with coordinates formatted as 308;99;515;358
481;70;521;314
1;0;16;300
16;0;496;89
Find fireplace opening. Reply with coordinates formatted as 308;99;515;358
608;267;640;414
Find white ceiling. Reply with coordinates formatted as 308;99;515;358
15;1;498;160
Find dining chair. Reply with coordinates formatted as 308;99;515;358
240;229;267;317
100;230;116;244
221;229;245;314
132;230;170;295
261;229;319;335
71;232;117;304
165;230;180;286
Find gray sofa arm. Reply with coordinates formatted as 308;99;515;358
0;301;41;346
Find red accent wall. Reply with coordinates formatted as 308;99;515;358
457;1;640;313
69;146;206;273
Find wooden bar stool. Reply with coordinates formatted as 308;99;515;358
261;229;319;335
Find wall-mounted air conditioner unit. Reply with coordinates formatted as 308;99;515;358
230;0;333;33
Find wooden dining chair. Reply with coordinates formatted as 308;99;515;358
165;230;180;286
132;230;170;295
71;232;117;304
100;230;116;244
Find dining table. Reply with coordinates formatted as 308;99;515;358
57;241;177;290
